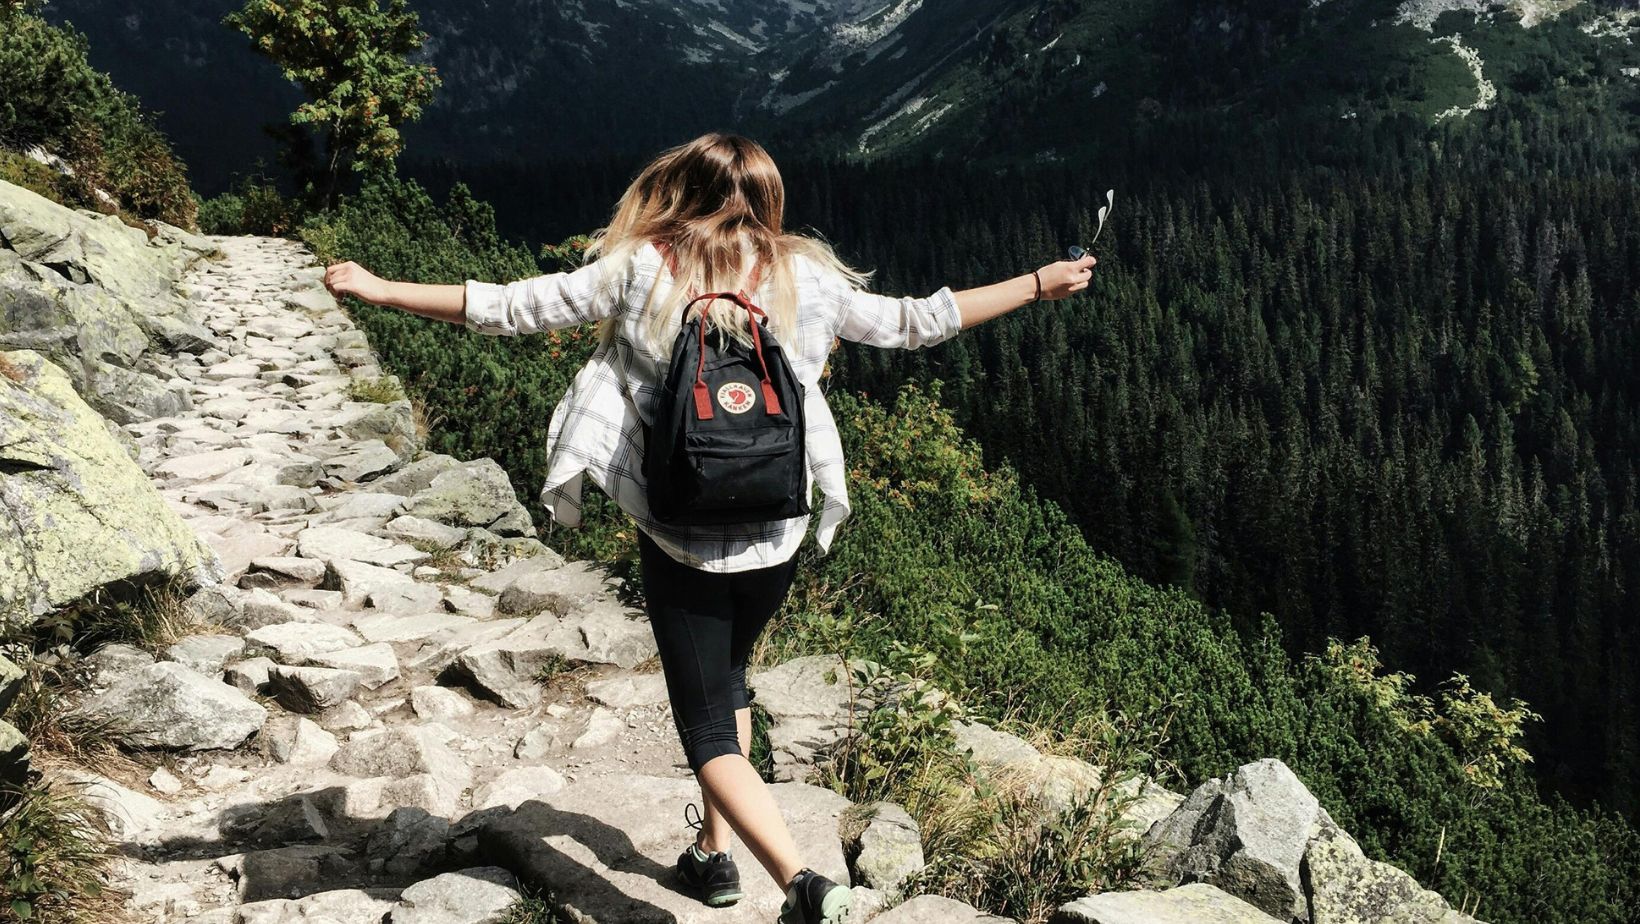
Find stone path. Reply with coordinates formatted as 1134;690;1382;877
78;235;884;923
68;232;1420;924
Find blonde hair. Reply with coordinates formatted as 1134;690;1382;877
582;132;871;352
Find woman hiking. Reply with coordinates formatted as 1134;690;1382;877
321;131;1096;923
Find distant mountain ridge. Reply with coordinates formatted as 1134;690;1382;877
42;0;1640;192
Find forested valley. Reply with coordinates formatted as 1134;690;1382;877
398;86;1640;822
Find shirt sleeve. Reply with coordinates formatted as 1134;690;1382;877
462;255;626;336
821;268;964;350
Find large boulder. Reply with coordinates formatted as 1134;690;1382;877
0;350;221;633
0;179;197;306
403;458;536;537
76;661;267;750
1142;759;1325;922
1302;826;1479;924
0;180;211;423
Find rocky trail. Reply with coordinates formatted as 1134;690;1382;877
1;178;1490;924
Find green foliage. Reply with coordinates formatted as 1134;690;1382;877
224;0;441;208
196;168;309;236
1315;638;1542;796
296;169;1640;923
0;780;118;924
0;9;195;225
346;374;406;404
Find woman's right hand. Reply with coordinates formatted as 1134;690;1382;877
323;260;391;306
1035;253;1097;301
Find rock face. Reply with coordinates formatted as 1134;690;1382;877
0;349;222;630
0;179;219;427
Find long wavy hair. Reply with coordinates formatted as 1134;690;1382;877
583;132;871;352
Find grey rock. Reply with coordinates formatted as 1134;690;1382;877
0;720;28;790
383;514;468;549
78;661;267;750
84;642;156;686
364;452;461;497
239;556;326;591
846;801;925;897
471;766;567;811
496;561;609;615
223;656;277;695
325;558;443;611
0;350;221;632
403;458;534;536
263;715;341;766
873;894;1013;923
321;439;403;483
1050;883;1285;924
441;584;496;619
0;653;22;718
238;889;401;924
367;806;451;877
268;665;364;713
479;774;850;922
297;524;429;569
392;867;520;924
466;553;568;596
1303;825;1463;924
747;655;881;782
308;642;400;690
245;622;365;663
411;686;477;723
214;845;355;902
162;634;246;676
1143;759;1322;922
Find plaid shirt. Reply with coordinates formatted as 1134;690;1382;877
463;240;962;573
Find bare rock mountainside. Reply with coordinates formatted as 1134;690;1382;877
0;176;1487;923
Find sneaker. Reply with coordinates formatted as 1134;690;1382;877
778;867;852;924
676;801;744;907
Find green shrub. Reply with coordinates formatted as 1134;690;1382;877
0;10;196;226
0;779;120;924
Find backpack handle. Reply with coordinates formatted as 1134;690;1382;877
682;291;783;420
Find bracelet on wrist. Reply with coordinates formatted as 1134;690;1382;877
1032;270;1043;303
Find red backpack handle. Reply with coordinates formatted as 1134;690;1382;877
681;291;783;420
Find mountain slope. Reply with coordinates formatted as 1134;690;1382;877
43;0;1640;193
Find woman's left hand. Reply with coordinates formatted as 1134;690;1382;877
324;260;391;305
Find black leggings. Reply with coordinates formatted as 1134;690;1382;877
637;529;800;774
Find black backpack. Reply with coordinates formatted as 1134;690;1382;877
644;290;809;526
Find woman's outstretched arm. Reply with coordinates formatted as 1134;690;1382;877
323;262;466;324
830;253;1098;350
953;253;1097;329
323;258;625;335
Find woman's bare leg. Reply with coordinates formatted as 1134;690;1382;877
692;731;804;890
694;705;751;854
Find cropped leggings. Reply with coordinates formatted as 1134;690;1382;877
637;529;800;775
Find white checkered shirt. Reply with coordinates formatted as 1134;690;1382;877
462;240;963;573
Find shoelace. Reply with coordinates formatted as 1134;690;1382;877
684;801;730;859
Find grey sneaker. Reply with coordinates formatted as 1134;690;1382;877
676;801;744;907
778;867;852;924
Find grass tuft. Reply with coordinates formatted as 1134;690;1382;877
0;778;127;924
346;375;407;404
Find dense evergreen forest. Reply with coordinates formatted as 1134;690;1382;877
397;85;1640;824
301;160;1640;924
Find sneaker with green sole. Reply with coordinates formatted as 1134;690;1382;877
779;867;852;924
676;801;744;907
